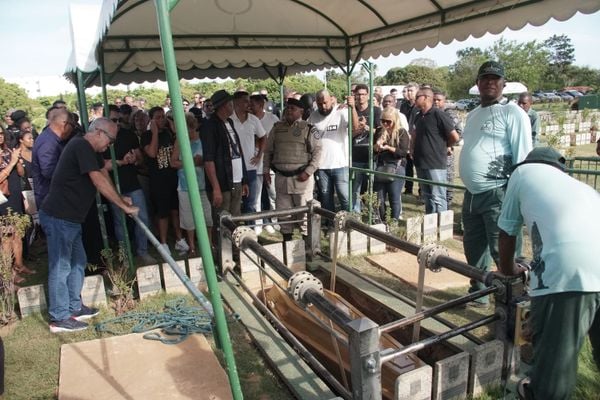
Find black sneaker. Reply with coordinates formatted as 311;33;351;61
72;304;100;321
49;318;88;333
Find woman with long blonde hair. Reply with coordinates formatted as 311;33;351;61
373;107;410;221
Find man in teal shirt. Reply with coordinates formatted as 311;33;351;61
517;92;540;147
459;61;532;306
498;147;600;400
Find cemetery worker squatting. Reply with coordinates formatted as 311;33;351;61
497;147;600;400
263;98;322;240
459;60;532;307
39;118;138;333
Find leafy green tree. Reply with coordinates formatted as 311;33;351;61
447;47;487;99
0;78;33;121
375;65;449;92
487;38;549;91
543;34;575;89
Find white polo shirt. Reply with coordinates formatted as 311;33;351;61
308;105;349;169
231;112;266;171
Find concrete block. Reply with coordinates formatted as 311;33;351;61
423;213;438;244
17;284;46;317
369;223;387;254
285;239;306;272
328;231;348;258
395;364;433;400
81;275;107;308
432;352;469;400
162;261;188;295
263;242;285;264
188;257;206;291
546;124;559;134
404;216;422;245
349;229;368;255
468;340;504;396
564;123;575;134
438;210;454;241
136;264;162;300
243;269;266;293
580;121;591;131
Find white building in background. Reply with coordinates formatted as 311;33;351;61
4;75;171;99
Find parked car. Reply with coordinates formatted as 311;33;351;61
566;90;584;98
544;92;562;102
455;99;472;111
557;92;574;101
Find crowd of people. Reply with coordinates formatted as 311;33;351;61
0;60;598;400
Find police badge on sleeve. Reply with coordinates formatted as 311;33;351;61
311;126;323;139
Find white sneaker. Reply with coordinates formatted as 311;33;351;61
159;243;171;256
175;238;190;253
265;225;276;234
254;226;263;235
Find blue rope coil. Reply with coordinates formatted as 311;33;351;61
95;297;213;344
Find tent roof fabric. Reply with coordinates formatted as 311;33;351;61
83;0;600;85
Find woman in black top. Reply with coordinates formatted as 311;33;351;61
374;107;410;221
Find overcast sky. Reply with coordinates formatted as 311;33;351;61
0;1;598;81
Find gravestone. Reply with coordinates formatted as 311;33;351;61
81;275;107;308
396;365;432;400
349;229;368;255
285;239;306;272
369;223;387;254
468;340;504;396
432;352;469;400
438;210;454;241
162;260;188;295
423;213;438;244
17;284;47;317
404;216;422;245
262;243;286;286
188;257;206;291
136;264;162;300
328;230;348;258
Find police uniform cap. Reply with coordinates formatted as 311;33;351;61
286;98;305;109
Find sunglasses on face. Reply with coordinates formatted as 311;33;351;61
381;119;393;125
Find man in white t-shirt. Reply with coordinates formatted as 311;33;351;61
497;147;600;400
250;94;280;233
459;60;531;307
307;89;359;213
231;91;266;214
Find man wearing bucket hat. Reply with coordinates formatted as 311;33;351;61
497;147;600;400
459;60;532;307
200;90;248;227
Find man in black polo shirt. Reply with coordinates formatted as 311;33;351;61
39;118;138;333
411;86;459;214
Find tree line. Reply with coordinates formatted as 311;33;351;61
1;34;598;131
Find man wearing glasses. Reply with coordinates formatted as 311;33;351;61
40;118;139;333
411;86;459;214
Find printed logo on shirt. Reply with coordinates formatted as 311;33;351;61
157;145;173;169
326;125;338;131
481;120;493;134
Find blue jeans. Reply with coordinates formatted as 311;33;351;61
352;162;370;213
242;169;259;213
315;167;349;212
376;165;405;220
39;210;86;322
416;168;447;214
111;189;150;256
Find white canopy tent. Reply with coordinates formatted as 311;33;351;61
469;81;528;95
69;0;600;86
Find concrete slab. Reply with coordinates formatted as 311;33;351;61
59;332;232;400
17;284;47;317
81;275;107;308
366;250;470;293
136;265;162;300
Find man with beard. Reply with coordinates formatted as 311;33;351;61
459;61;531;307
307;89;358;214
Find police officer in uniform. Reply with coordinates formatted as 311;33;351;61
263;98;322;241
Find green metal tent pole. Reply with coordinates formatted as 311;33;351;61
99;61;135;274
76;69;110;250
362;61;375;224
153;1;243;399
346;72;353;212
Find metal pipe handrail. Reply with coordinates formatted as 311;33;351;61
379;286;498;333
380;313;501;363
312;256;484;345
350;166;467;190
228;205;310;222
342;216;493;284
221;215;356;331
226;270;353;400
